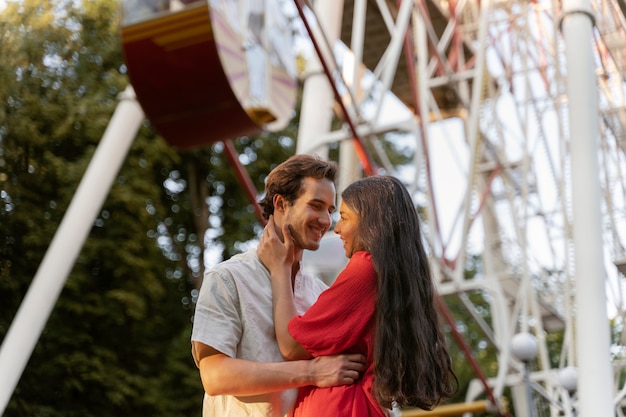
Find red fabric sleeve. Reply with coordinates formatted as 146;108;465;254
288;251;377;356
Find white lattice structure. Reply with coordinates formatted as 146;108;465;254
296;0;626;416
1;1;625;416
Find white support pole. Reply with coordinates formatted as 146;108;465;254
561;2;613;417
295;0;344;159
0;86;144;414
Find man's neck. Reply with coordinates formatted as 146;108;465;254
290;250;303;288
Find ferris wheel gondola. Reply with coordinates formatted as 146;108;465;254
120;0;297;149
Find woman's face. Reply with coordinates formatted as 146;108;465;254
334;200;360;258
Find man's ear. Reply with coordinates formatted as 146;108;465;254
273;194;286;214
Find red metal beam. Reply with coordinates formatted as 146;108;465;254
293;0;379;176
223;139;266;226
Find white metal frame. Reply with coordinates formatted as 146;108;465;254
297;0;625;416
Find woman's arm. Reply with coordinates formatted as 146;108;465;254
258;216;310;360
269;257;310;360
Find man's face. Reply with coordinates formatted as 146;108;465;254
280;177;336;251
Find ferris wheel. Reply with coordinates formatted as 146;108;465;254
116;1;626;415
1;1;625;416
291;0;626;416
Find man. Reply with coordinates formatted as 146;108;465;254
191;154;365;416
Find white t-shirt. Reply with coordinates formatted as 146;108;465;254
191;247;328;417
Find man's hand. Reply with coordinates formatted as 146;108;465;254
308;354;367;387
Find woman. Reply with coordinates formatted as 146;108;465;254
258;175;457;416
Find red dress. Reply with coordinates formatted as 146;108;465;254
288;251;386;417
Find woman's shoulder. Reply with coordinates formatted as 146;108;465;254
346;251;375;274
351;250;373;262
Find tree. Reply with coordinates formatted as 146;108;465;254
0;0;202;415
0;0;295;415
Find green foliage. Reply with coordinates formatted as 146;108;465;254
441;290;500;405
0;0;301;414
1;1;204;415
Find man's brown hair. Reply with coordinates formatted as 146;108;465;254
258;154;338;220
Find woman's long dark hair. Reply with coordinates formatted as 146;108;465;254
341;175;458;409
